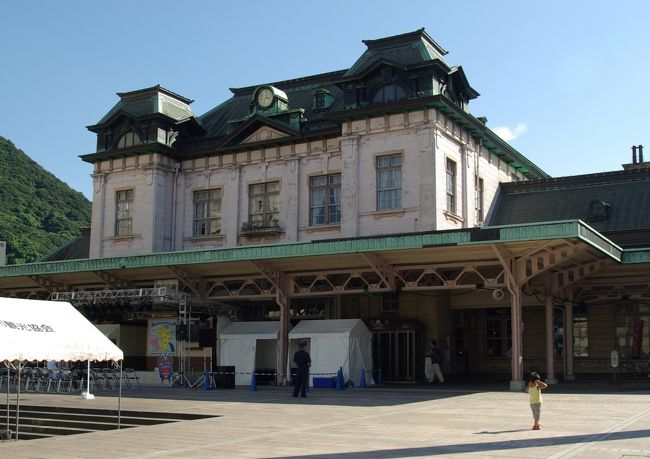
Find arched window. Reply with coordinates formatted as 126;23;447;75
117;131;141;149
372;84;407;104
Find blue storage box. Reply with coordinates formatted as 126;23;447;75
313;377;336;388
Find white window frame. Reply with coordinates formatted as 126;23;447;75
376;154;402;210
309;174;341;226
446;158;457;214
248;181;280;228
193;188;222;236
115;189;134;236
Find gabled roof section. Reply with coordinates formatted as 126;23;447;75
344;28;448;78
487;167;650;247
448;66;480;99
38;229;90;262
88;85;197;132
218;115;301;147
197;71;346;140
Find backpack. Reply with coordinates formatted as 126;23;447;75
431;347;442;364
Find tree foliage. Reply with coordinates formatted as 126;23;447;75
0;136;91;264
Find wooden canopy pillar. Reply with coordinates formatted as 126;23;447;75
543;274;558;384
508;268;524;390
544;294;558;383
275;274;290;386
492;244;525;390
564;290;575;380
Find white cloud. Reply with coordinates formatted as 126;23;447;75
492;122;527;141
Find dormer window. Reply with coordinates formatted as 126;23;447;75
117;131;141;149
314;92;325;110
372;84;407;104
587;200;611;222
313;89;333;111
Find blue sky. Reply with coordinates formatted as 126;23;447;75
2;1;649;200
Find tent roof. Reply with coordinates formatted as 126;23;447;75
220;321;283;339
289;319;368;338
0;298;123;362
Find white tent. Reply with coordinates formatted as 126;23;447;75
288;319;373;386
219;321;285;386
0;298;123;362
0;297;124;440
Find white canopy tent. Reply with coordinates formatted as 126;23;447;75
288;319;373;387
219;321;286;386
0;297;124;440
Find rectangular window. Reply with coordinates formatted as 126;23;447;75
193;189;221;236
248;181;280;228
573;315;589;357
615;303;650;360
310;174;341;225
477;177;484;224
380;292;399;316
115;189;133;236
486;317;502;357
376;154;402;210
486;308;511;357
446;158;456;214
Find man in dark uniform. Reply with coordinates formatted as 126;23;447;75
292;342;311;398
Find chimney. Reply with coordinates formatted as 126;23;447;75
639;144;644;163
632;145;638;164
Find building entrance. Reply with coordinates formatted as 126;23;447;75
371;323;419;382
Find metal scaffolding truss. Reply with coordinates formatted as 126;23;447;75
51;287;242;320
52;287;178;302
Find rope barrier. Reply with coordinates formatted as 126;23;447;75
209;371;338;376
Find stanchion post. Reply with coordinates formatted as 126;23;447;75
250;373;257;392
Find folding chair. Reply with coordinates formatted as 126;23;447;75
125;368;141;389
58;369;74;393
34;367;50;392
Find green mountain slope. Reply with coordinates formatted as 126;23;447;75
0;136;91;264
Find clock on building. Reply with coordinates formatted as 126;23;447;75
257;87;274;108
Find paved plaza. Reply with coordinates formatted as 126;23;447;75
1;381;649;458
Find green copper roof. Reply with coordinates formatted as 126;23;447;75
622;248;650;264
0;221;623;279
344;29;448;78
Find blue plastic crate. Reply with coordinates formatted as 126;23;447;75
313;377;336;388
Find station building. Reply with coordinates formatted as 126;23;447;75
1;29;648;390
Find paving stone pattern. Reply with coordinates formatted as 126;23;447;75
0;383;649;458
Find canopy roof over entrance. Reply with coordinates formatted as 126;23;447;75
0;297;124;362
0;220;635;300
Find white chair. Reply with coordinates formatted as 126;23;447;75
125;368;141;389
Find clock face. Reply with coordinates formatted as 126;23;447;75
257;88;274;108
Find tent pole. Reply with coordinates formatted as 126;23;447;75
117;360;123;429
4;363;9;440
15;361;22;441
81;360;95;400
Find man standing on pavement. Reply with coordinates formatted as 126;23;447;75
429;340;445;384
292;342;311;398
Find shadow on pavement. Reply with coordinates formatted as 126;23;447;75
269;428;650;458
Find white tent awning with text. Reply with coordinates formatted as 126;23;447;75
0;297;123;362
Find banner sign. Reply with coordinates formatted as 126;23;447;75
148;320;176;356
